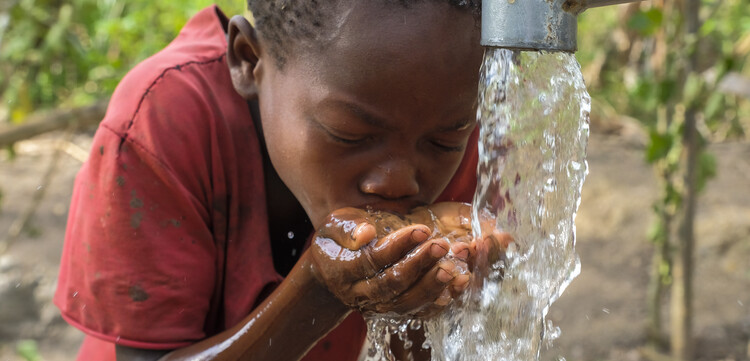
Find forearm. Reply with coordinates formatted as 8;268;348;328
158;252;350;361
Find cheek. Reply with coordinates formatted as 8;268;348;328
420;152;467;197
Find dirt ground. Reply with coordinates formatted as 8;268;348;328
0;124;748;361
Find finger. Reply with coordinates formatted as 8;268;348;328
450;240;470;262
451;273;471;295
318;207;377;250
367;224;431;269
438;245;472;296
351;223;377;250
467;232;511;281
351;237;448;305
491;230;514;249
371;259;459;315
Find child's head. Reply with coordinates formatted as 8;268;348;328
245;0;480;68
227;1;483;227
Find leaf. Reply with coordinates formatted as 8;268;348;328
627;8;664;37
683;73;705;107
16;339;40;361
657;78;678;104
646;130;674;163
697;151;717;192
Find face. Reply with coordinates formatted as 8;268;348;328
241;2;483;227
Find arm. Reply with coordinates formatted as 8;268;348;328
116;251;349;361
117;207;467;361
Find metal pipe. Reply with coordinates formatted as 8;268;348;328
481;0;642;52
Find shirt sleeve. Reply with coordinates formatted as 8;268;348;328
55;100;221;350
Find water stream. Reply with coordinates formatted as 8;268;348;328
364;48;590;361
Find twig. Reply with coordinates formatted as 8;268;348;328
12;138;89;163
0;99;108;148
59;139;89;163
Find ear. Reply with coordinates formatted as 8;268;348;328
227;15;264;100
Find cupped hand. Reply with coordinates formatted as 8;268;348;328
307;207;470;317
410;203;515;283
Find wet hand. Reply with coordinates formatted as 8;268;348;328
409;202;515;281
469;219;514;281
307;207;470;317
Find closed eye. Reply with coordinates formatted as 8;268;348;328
430;140;465;153
320;123;371;145
327;131;368;145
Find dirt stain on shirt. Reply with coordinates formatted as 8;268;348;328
130;189;143;208
128;285;149;302
131;212;143;229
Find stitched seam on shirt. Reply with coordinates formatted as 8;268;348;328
123;54;226;138
100;123;207;208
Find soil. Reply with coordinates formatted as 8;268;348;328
0;125;748;361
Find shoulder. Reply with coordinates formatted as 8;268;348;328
102;6;233;137
93;5;258;201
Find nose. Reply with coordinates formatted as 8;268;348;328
359;158;419;200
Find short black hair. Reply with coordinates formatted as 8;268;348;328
247;0;481;67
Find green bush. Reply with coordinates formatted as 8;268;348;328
0;0;245;124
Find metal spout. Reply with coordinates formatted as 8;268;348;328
481;0;641;52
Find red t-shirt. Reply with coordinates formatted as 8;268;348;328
54;6;478;360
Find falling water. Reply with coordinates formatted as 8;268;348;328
363;48;590;360
425;48;590;360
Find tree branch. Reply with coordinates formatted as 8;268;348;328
0;99;108;148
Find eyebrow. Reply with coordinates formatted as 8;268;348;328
322;99;397;131
321;98;476;133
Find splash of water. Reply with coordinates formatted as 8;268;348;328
363;48;590;360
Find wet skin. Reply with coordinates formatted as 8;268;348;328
310;205;474;316
116;2;485;361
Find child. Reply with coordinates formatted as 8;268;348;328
55;1;484;360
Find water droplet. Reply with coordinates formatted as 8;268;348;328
421;337;432;350
409;319;421;330
287;231;294;239
72;291;79;298
602;308;610;314
399;322;408;334
36;185;43;191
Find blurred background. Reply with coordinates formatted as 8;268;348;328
0;0;748;360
